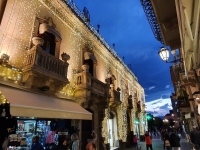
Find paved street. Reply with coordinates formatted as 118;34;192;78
123;138;192;150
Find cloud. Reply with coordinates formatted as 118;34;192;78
145;98;172;117
166;85;170;88
149;86;155;90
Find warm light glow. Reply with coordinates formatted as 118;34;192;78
158;47;169;62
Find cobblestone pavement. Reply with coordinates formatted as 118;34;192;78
123;138;192;150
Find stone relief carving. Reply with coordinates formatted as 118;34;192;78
22;71;37;84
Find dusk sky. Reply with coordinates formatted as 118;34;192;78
73;0;173;116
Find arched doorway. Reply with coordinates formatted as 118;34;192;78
82;108;94;149
108;111;118;148
126;111;133;148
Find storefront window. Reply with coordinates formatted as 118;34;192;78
7;118;74;149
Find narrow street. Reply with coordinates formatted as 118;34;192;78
123;137;191;150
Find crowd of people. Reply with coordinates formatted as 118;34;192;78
131;126;200;150
30;132;97;150
159;126;200;150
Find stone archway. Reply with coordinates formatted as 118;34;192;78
82;108;94;149
108;111;118;148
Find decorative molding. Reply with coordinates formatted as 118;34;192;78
102;108;109;144
22;71;37;84
117;103;127;142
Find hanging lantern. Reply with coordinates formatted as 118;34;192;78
158;47;170;62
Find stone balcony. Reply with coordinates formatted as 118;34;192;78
176;101;191;113
75;71;108;104
75;71;121;107
22;46;69;91
109;85;121;107
126;95;133;109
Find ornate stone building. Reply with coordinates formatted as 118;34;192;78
0;0;146;149
141;0;200;134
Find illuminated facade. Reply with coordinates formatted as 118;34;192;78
0;0;146;149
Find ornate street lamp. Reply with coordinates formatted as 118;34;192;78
158;47;169;62
158;47;182;63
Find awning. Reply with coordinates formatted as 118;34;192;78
0;85;92;120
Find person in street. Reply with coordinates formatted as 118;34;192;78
91;130;97;145
52;135;68;150
86;142;96;150
144;131;153;150
71;133;79;150
133;135;139;148
190;126;200;150
161;129;166;149
164;133;172;150
30;135;44;150
169;129;180;150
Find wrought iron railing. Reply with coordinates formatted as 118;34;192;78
24;47;68;79
140;0;163;43
64;0;137;81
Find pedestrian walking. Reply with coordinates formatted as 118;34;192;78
30;135;44;150
133;135;139;149
169;129;180;150
71;133;79;150
86;142;96;150
164;133;172;150
190;126;200;150
52;135;69;150
161;129;166;149
144;131;153;150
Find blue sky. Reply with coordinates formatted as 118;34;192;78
73;0;173;116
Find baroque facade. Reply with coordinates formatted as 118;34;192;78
141;0;200;134
0;0;146;149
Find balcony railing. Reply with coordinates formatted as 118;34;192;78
109;86;121;107
127;98;133;109
23;47;68;80
140;0;163;43
76;72;107;96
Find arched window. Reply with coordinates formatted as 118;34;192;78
36;17;62;57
